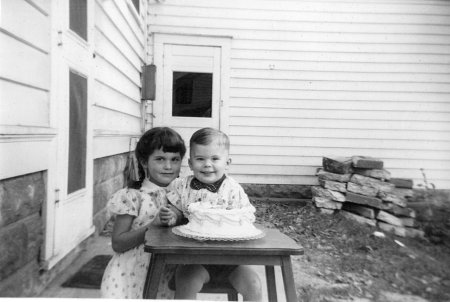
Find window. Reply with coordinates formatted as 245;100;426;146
68;71;87;194
69;0;87;40
172;72;213;118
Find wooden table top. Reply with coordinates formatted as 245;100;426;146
144;224;304;256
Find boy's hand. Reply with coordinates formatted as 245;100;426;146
159;206;177;226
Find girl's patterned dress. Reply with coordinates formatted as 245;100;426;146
100;178;174;299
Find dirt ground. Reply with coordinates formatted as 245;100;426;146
253;199;450;302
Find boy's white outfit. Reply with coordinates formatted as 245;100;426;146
167;175;255;217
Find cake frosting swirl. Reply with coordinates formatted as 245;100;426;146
179;202;262;238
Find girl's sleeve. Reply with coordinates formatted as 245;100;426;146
107;188;140;217
166;178;184;212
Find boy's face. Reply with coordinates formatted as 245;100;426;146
188;141;231;184
142;148;182;187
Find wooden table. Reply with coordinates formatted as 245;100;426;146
143;225;303;301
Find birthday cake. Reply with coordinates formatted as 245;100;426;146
175;202;263;240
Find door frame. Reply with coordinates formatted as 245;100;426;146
43;0;95;269
152;33;232;134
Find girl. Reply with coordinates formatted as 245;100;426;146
100;127;186;299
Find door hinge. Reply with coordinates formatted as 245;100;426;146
55;188;60;204
57;30;63;46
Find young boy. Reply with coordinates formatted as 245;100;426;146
160;127;262;301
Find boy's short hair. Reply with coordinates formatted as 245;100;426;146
190;127;230;151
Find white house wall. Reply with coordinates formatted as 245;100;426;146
0;0;53;180
147;0;450;189
93;0;146;158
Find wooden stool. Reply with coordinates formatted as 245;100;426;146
168;276;239;301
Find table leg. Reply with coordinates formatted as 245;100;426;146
280;256;297;302
143;253;166;299
265;265;277;302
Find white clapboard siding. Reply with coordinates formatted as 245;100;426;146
99;1;144;56
231;60;450;74
95;2;142;69
229;126;450;142
231;88;450;103
1;33;50;91
1;0;50;53
95;30;141;86
0;81;49;127
93;106;142;132
0;0;52;179
230;98;450;112
94;0;145;159
148;0;450;188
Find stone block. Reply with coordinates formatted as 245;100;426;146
405;228;425;239
353;168;391;180
384;204;416;218
0;222;28;281
341;210;377;227
378;191;407;207
94;153;128;185
0;260;41;297
322;157;353;174
0;172;45;228
377;210;403;227
399;217;416;228
346;192;383;209
313;197;343;210
347;182;378;197
311;186;346;202
24;214;43;263
342;203;375;219
318;179;347;193
316;169;352;183
378;222;406;237
93;208;111;235
389;178;414;189
351;156;384;169
350;174;395;193
319;208;335;215
94;174;125;214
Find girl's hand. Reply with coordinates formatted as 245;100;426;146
159;206;177;226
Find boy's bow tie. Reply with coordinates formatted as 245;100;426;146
190;175;226;193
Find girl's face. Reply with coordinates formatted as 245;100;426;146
142;148;182;187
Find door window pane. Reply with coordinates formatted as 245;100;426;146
70;0;87;40
68;71;87;194
172;72;212;118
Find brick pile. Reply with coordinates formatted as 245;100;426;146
312;156;424;238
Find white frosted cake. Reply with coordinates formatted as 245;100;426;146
177;202;263;239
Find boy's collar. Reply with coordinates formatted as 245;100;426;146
190;174;227;193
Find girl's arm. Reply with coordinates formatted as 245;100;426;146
111;214;149;253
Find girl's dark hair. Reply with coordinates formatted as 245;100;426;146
128;127;186;189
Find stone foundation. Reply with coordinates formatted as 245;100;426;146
0;171;46;296
93;153;128;234
241;183;312;200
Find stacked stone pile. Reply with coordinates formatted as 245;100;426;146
311;156;424;238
